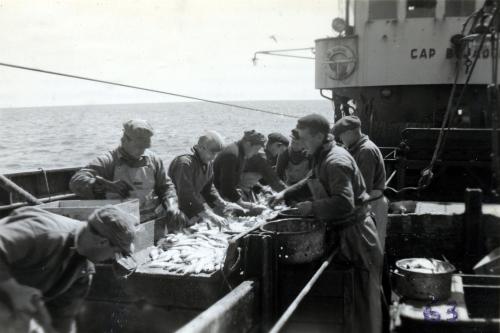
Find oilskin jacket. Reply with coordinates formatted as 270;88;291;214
283;141;383;333
168;150;224;219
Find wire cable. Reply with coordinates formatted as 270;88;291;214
0;61;300;119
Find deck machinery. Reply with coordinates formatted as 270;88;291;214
315;0;500;201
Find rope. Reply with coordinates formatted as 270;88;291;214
0;61;300;119
418;5;497;189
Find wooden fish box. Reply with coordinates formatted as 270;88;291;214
38;199;140;222
86;218;240;310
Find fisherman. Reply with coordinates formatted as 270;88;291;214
213;130;268;214
333;115;390;332
238;132;288;202
69;119;186;225
0;205;137;333
332;115;388;249
264;132;289;167
270;114;383;333
276;129;312;185
168;131;245;228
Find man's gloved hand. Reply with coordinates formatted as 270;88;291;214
164;198;188;230
200;210;228;230
96;176;133;198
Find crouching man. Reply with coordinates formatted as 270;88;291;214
270;114;383;333
0;205;137;333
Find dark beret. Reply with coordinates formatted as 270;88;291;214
267;132;290;146
332;116;361;136
296;113;331;135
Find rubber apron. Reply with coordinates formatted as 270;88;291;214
369;195;388;251
106;163;159;222
306;178;383;333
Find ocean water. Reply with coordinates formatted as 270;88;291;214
0;100;333;174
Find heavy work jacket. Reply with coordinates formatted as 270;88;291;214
283;140;383;333
213;141;246;202
348;135;386;193
70;147;178;216
284;141;368;222
168;150;224;218
0;207;94;298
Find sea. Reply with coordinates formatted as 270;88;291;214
0;100;333;174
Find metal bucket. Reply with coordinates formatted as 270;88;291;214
275;208;314;220
392;258;456;301
261;218;325;264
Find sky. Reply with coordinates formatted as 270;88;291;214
0;0;341;108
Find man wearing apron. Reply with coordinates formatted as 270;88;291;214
332;116;388;250
270;114;383;333
0;205;136;333
70;119;185;224
276;129;312;186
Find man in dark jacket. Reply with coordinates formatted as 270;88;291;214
239;132;288;202
332;115;388;249
276;129;312;186
270;114;383;333
213;130;268;214
264;132;290;167
0;205;137;333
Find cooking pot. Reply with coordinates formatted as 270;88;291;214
260;218;325;264
392;258;456;301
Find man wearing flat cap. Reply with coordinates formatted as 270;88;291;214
332;115;388;249
276;129;312;186
0;205;137;333
213;130;268;215
265;132;289;167
70;119;185;224
270;113;383;333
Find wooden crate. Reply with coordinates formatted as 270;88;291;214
38;199;140;222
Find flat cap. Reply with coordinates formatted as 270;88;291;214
242;130;266;146
123;119;154;140
268;132;290;146
88;205;138;255
332;116;361;136
296;113;331;135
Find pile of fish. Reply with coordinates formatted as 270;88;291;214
144;230;229;275
142;206;283;276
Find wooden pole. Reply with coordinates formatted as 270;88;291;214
0;174;42;205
